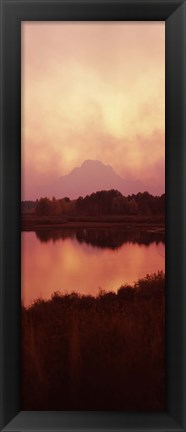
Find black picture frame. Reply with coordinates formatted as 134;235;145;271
0;0;185;431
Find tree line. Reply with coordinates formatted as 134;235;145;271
22;189;165;216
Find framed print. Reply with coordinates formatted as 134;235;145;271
0;0;186;431
21;19;166;412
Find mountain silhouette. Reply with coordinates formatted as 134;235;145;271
46;160;145;199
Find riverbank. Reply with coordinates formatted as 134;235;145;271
22;272;165;411
21;214;165;232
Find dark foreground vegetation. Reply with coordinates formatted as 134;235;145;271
22;272;165;410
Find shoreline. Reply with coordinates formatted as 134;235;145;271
21;214;165;233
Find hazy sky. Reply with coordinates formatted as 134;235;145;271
22;22;165;200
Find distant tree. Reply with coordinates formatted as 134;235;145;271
135;192;152;215
51;197;61;215
35;198;52;216
128;198;138;215
34;190;165;217
21;200;36;214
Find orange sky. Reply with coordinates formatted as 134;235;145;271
21;22;165;200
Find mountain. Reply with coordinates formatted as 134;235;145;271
45;160;145;199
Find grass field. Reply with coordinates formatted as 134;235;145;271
22;213;165;232
22;272;165;410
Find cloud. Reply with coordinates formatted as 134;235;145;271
22;22;165;199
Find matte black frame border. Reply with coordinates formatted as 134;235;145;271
0;0;186;431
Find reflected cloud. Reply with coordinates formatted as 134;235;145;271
22;231;165;306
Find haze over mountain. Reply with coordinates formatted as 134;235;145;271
22;23;165;201
45;160;146;199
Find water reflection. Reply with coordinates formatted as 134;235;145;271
35;227;165;249
22;229;165;306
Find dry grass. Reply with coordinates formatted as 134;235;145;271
22;272;165;410
21;213;165;231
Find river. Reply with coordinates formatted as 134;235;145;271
21;228;165;306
